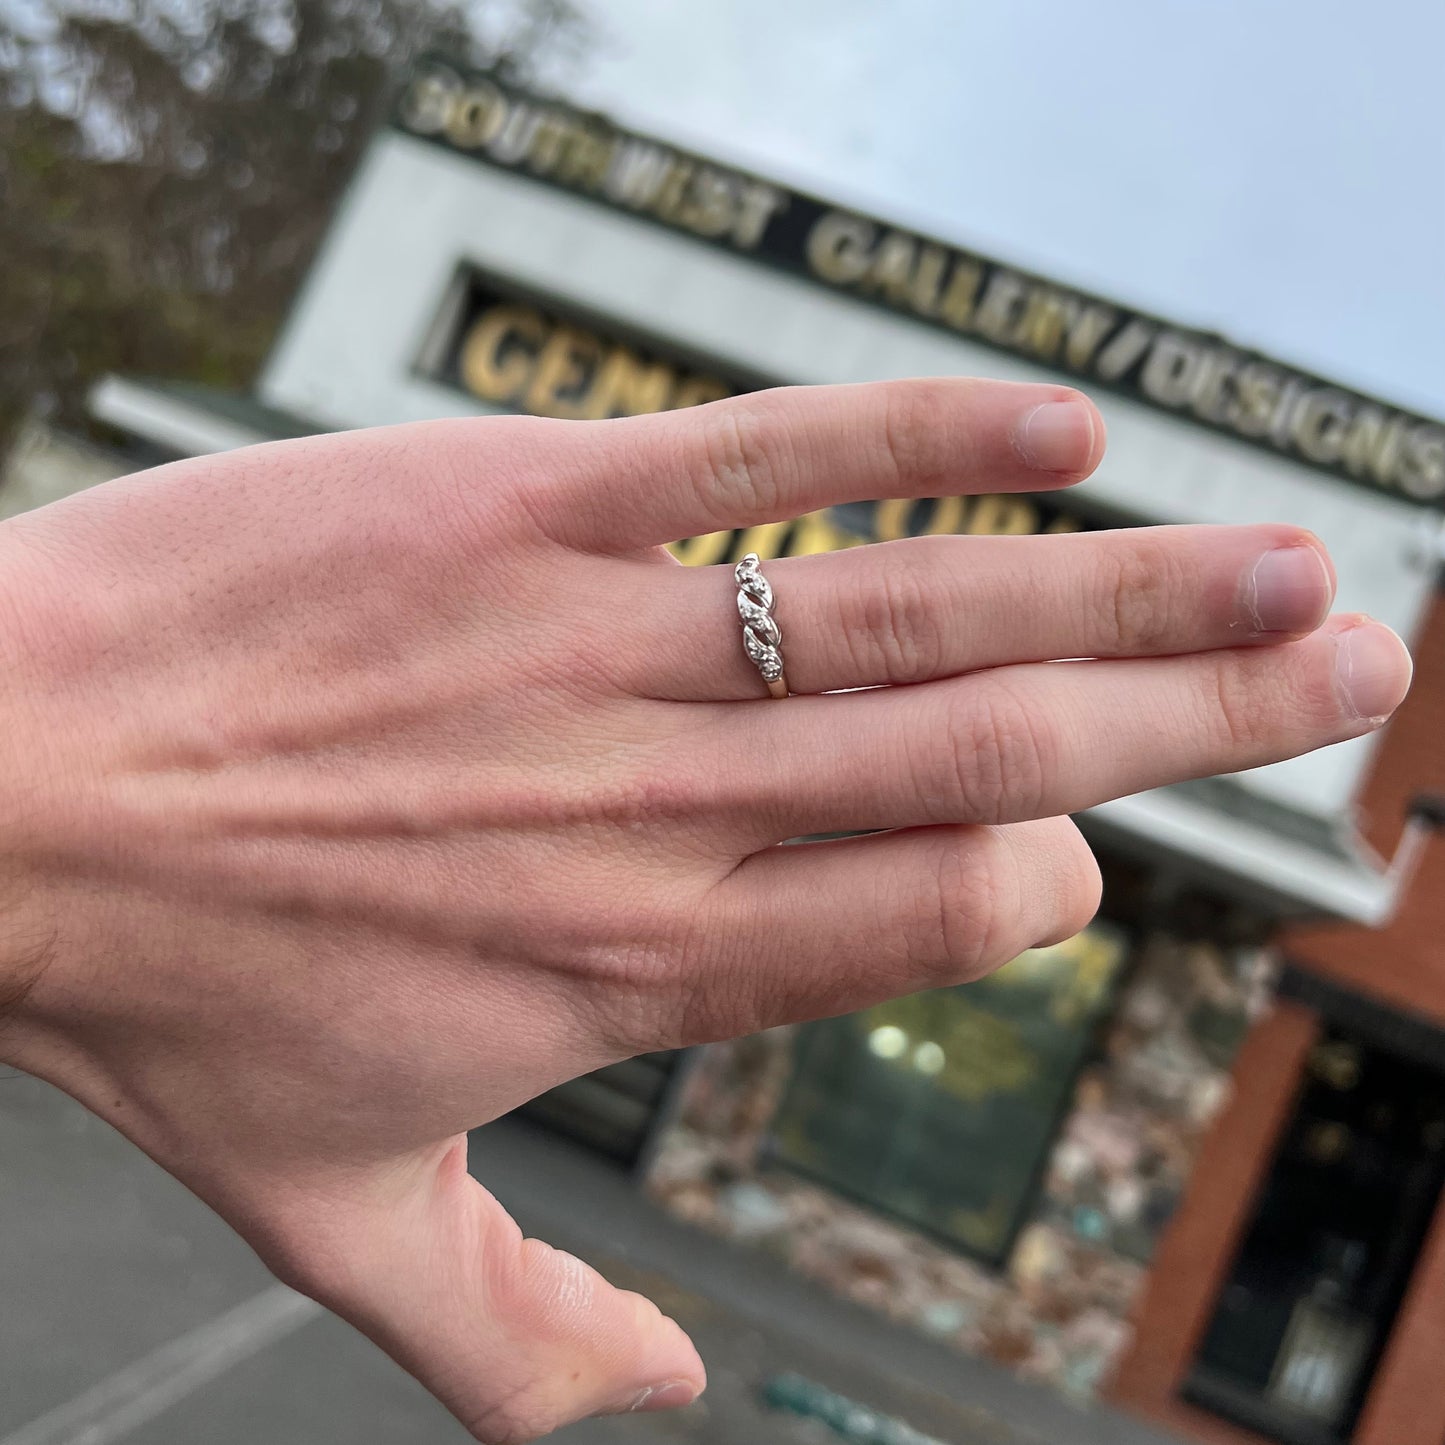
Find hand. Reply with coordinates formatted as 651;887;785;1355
0;380;1410;1441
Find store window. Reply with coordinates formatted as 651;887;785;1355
1186;1031;1445;1444
767;923;1128;1264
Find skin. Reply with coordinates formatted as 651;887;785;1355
0;379;1413;1441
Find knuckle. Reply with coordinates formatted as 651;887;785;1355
595;759;704;831
566;910;701;1052
878;379;956;492
847;547;941;682
1097;537;1183;654
939;683;1052;823
907;832;1009;983
696;400;790;528
1202;654;1273;749
1200;644;1336;755
430;415;564;547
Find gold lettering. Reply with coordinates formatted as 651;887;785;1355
1189;348;1240;425
973;271;1029;344
867;232;920;307
1012;291;1072;363
671;376;735;409
1229;362;1285;437
669;530;736;565
604;141;673;207
921;495;967;535
938;260;984;329
785;510;867;555
1061;303;1117;370
733;184;788;249
651;160;695;223
486;101;543;164
1270;379;1306;448
1292;390;1353;464
459;305;546;405
552;129;615;189
525;111;573;175
873;498;917;542
806;212;876;284
967;495;1036;535
444;82;507;149
678;170;736;238
908;246;949;319
579;348;674;419
1339;407;1406;488
400;67;462;135
732;521;791;563
1139;333;1202;408
1398;426;1445;501
524;327;604;418
1094;318;1156;382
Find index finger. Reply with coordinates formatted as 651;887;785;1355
541;378;1105;552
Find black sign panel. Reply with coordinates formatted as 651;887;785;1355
397;61;1445;511
434;269;745;419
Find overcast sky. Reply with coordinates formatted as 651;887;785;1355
571;0;1444;416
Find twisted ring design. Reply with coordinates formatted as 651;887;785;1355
735;553;788;698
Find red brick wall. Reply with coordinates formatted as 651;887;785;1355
1355;1185;1445;1445
1105;1001;1320;1442
1110;590;1445;1442
1286;590;1445;1023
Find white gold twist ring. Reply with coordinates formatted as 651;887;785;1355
735;553;788;699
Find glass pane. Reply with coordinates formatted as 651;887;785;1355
1188;1032;1445;1443
769;924;1128;1263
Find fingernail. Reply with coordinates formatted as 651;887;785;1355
628;1381;700;1412
1331;618;1413;722
1015;400;1096;473
1244;545;1334;633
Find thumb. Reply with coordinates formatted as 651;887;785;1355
263;1137;705;1442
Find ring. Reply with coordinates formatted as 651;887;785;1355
735;553;789;699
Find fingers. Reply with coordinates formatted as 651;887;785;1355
624;524;1336;700
538;378;1104;551
269;1140;704;1444
702;614;1412;845
684;818;1100;1040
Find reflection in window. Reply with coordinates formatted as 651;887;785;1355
768;924;1128;1264
1187;1032;1445;1443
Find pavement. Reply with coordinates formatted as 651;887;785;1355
0;1070;1190;1445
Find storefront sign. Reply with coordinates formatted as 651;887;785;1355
437;270;740;419
398;62;1445;510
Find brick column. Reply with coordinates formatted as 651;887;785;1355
1354;1185;1445;1445
1107;998;1319;1444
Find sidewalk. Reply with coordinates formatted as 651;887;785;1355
1;1073;1190;1445
479;1118;1189;1445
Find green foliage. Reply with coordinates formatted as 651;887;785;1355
0;0;592;449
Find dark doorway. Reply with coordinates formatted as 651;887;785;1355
1186;1028;1445;1444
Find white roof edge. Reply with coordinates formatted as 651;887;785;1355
89;375;273;456
1085;790;1430;925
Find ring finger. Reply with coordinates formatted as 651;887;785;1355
624;523;1336;701
696;613;1411;847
